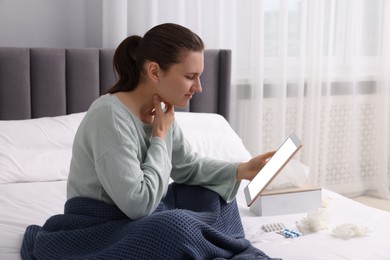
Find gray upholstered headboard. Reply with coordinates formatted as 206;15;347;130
0;48;231;120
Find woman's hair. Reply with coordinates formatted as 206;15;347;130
107;23;204;94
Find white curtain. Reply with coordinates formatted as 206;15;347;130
103;0;390;198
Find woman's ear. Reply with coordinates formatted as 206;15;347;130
146;62;160;84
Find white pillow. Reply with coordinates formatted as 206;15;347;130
0;112;86;184
0;111;250;184
175;112;251;162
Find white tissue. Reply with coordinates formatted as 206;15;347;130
300;208;331;232
266;159;310;190
332;224;371;238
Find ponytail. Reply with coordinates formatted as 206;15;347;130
107;35;142;93
107;23;204;94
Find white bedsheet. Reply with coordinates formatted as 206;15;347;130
237;181;390;260
0;181;390;260
1;181;390;260
0;181;66;260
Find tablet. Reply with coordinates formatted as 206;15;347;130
244;133;302;206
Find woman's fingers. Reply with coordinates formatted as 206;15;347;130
153;95;163;114
152;95;174;139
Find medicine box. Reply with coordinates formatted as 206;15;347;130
249;185;322;216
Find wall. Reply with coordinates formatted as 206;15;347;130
0;0;103;48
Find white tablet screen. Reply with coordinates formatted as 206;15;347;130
244;133;302;206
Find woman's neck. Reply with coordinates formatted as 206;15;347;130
114;85;155;124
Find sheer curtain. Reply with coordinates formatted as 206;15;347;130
103;0;390;198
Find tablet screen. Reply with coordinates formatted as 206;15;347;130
244;133;302;206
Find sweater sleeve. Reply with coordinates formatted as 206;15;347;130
169;122;241;202
95;137;172;220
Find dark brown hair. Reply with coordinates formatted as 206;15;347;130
107;23;204;94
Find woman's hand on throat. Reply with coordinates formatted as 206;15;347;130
151;95;175;139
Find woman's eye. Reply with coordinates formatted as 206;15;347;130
186;75;195;80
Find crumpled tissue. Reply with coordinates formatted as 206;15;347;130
332;224;371;238
300;208;331;232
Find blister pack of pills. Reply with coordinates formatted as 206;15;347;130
261;223;286;232
261;222;303;238
276;228;303;238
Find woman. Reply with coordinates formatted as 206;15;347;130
21;23;278;260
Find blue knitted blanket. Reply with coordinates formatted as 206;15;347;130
21;183;279;260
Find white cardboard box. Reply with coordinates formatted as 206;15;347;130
249;186;322;216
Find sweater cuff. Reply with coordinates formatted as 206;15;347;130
224;162;242;203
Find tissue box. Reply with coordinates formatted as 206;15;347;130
249;186;322;216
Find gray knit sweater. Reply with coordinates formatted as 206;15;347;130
67;94;240;220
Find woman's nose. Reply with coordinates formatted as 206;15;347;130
194;78;202;93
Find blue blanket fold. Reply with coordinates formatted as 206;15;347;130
21;183;280;260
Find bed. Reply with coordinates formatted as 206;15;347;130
1;47;390;260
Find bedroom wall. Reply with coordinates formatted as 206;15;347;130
0;0;103;48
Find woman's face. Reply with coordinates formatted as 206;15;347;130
157;51;204;108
